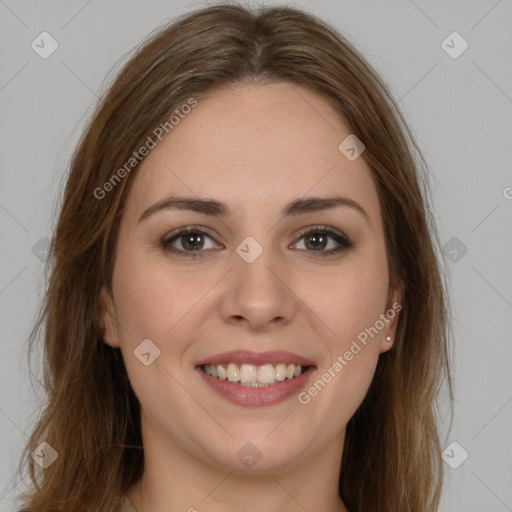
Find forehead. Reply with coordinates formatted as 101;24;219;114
123;81;381;225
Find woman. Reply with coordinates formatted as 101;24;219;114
15;3;453;511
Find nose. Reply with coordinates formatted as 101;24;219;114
219;240;296;331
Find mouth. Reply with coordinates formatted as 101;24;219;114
200;362;309;386
195;350;317;406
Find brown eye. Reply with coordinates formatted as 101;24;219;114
161;225;353;258
303;232;329;251
179;232;205;251
293;226;353;256
161;227;220;257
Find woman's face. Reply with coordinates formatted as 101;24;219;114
100;81;402;473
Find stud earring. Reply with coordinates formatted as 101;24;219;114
386;336;392;342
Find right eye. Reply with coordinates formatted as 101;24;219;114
161;226;223;257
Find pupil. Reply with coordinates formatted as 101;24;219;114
306;233;326;250
183;233;202;250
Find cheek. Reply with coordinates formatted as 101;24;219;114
304;262;388;344
112;257;199;413
113;247;200;340
297;268;387;424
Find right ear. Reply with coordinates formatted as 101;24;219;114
98;286;120;348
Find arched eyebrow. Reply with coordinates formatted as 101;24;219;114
138;194;371;227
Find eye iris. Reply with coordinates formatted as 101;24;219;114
305;233;327;251
182;233;203;250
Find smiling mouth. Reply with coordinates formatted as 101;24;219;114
200;363;309;387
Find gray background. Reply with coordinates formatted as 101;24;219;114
1;0;511;510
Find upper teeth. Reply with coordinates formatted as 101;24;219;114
203;363;305;386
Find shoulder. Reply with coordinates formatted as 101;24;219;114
114;495;137;512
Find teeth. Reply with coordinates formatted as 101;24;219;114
217;364;227;380
275;363;287;381
240;364;257;383
227;363;240;382
202;363;307;385
258;364;275;384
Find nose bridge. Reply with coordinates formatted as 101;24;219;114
221;232;293;328
234;232;282;296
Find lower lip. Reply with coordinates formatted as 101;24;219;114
196;366;316;407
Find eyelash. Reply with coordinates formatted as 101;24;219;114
160;225;354;258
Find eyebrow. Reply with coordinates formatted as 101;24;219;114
138;194;371;226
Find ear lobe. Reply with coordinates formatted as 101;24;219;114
379;276;404;354
98;286;120;348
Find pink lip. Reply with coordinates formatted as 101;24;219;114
195;349;316;368
196;366;316;407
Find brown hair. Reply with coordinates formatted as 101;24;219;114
13;3;453;511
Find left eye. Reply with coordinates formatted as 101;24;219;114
293;230;348;252
161;226;353;257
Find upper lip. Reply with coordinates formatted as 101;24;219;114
196;350;316;368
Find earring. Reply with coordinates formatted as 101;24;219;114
386;336;392;342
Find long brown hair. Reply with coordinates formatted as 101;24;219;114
13;3;453;511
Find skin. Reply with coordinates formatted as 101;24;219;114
99;81;403;512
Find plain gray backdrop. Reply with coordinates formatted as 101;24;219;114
1;0;511;510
